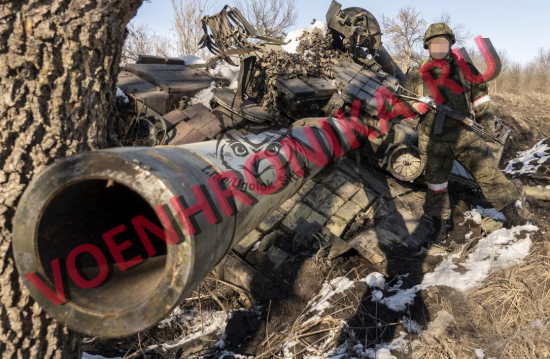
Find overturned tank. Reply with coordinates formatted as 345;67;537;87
14;0;511;339
117;1;510;186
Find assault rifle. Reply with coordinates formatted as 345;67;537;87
399;94;505;145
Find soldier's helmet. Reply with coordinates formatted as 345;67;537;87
423;23;456;49
326;1;382;54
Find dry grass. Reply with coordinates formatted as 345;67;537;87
472;248;550;358
412;242;550;359
493;92;550;155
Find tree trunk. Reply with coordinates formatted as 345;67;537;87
0;1;143;357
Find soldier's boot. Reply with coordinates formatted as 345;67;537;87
431;217;454;247
501;200;533;228
403;215;436;252
403;214;452;251
501;180;534;228
404;214;455;252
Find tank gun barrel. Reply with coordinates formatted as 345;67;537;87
13;120;375;338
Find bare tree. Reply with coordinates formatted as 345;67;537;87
122;23;176;64
123;23;154;63
172;0;214;56
488;48;550;95
531;48;550;93
488;49;512;94
236;0;297;37
0;0;143;357
436;13;471;46
507;63;524;93
152;35;176;59
382;7;427;71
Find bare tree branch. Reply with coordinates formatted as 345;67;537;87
436;13;472;46
122;23;176;64
382;7;427;71
487;48;550;95
172;0;214;56
235;0;297;37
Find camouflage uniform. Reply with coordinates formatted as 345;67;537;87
416;24;520;221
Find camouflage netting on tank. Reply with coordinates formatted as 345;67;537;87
255;29;347;111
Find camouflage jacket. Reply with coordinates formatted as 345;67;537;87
406;53;495;127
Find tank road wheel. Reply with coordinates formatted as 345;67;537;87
387;145;424;182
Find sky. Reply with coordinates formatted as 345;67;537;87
133;0;550;64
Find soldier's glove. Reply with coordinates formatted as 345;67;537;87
412;96;436;115
412;102;430;115
419;96;436;106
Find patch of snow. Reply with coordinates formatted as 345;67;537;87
381;287;418;312
300;326;411;359
303;276;356;324
388;338;409;357
504;138;550;175
190;82;216;108
210;61;240;89
289;273;417;358
402;317;423;334
371;290;384;302
157;306;191;328
464;209;483;224
365;272;386;289
387;274;409;292
421;225;538;291
115;87;129;103
352;344;365;356
371;348;397;359
475;348;485;359
217;352;253;359
368;274;418;312
281;223;537;358
283;20;326;53
363;331;409;359
133;309;237;356
160;311;228;351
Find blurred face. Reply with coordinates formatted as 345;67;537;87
428;36;451;59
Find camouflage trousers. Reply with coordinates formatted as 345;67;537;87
418;118;520;220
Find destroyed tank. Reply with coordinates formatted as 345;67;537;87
12;0;514;339
116;0;510;187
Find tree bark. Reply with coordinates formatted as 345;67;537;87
0;1;143;357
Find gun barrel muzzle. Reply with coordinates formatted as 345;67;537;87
13;127;334;338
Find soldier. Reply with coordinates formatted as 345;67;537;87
406;23;532;249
